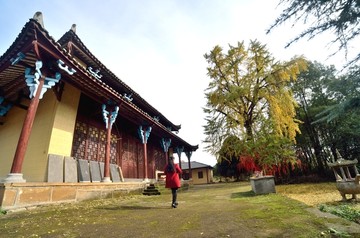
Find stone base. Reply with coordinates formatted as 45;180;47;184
3;173;26;183
250;176;276;195
0;182;147;211
101;177;112;183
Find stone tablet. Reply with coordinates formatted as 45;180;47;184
64;156;78;183
99;162;105;180
118;166;124;182
78;159;90;182
90;161;101;182
47;154;64;182
110;164;121;182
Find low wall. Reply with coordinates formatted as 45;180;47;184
0;182;146;212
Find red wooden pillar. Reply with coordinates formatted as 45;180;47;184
185;151;193;179
5;67;45;183
103;115;112;182
101;105;119;183
143;142;148;179
139;126;151;181
175;146;184;180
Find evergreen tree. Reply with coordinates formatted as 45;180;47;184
268;0;360;66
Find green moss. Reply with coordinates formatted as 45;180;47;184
0;182;357;238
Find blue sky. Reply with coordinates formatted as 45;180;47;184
0;0;353;166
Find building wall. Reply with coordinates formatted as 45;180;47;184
0;82;166;182
0;104;27;181
48;84;80;156
22;91;56;182
0;83;81;182
190;168;213;185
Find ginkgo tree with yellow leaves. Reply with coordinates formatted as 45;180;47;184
203;40;307;177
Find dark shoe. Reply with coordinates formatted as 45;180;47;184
172;203;177;208
174;202;178;206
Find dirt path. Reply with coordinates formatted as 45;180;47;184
1;182;359;238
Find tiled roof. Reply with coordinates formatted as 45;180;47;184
0;14;198;152
181;161;213;170
57;29;181;132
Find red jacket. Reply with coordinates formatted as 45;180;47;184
164;163;182;188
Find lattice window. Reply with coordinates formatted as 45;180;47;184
110;134;118;164
72;120;119;163
87;126;99;161
72;121;88;159
98;129;106;162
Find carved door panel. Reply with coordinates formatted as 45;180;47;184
121;136;138;178
72;121;119;163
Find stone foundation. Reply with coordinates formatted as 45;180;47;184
0;182;146;212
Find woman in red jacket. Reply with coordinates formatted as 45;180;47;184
164;156;182;208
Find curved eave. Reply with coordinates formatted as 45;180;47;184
57;30;181;132
0;18;194;152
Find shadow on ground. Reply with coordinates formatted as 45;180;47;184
231;190;256;198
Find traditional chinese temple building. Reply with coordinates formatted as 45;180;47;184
0;12;197;209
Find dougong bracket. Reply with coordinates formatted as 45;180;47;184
39;72;61;99
25;60;42;98
102;104;119;129
138;126;152;144
10;52;26;65
87;67;103;79
161;138;171;153
123;93;133;102
175;146;184;158
185;151;193;159
57;59;76;75
25;60;62;99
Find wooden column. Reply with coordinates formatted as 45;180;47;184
143;142;148;179
103;115;111;181
10;78;45;175
139;126;151;181
175;146;184;179
101;104;119;183
5;60;46;183
185;151;193;179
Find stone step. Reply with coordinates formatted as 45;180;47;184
143;184;161;196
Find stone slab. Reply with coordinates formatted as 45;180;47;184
118;166;124;182
77;159;90;182
64;156;78;183
110;164;121;182
99;162;105;180
47;154;64;182
90;161;101;182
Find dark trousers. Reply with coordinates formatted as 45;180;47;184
171;188;178;204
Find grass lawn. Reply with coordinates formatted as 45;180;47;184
0;182;359;238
